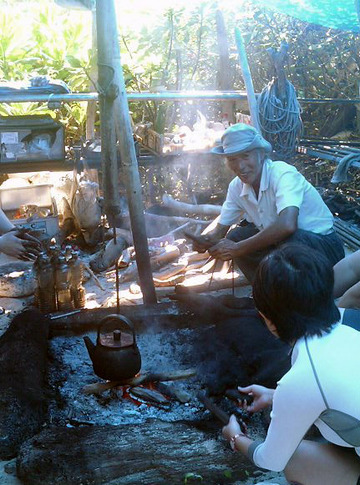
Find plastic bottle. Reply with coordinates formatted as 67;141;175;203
55;255;74;311
69;250;86;308
35;252;57;313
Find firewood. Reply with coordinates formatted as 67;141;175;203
175;272;248;293
129;387;170;406
83;263;105;291
152;262;187;281
89;237;128;273
153;274;185;287
81;368;197;396
162;194;222;217
117;247;132;268
184;251;210;263
118;245;181;283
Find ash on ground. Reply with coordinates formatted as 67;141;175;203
47;325;268;438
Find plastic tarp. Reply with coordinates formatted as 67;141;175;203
253;0;360;32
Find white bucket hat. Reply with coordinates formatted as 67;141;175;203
211;123;272;155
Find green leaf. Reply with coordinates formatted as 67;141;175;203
184;472;203;483
66;55;83;68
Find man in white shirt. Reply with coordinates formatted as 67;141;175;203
191;123;344;283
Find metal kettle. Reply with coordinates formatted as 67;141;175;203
84;314;141;381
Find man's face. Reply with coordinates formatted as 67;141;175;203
226;149;264;187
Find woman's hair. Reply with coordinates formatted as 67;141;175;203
252;243;340;343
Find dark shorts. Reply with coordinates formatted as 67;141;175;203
342;309;360;331
227;223;345;284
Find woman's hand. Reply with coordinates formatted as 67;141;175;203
208;239;239;261
0;230;41;261
222;414;243;442
237;385;275;413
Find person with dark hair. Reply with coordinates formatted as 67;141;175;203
189;123;344;283
222;244;360;485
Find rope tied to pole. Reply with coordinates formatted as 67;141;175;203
258;78;303;160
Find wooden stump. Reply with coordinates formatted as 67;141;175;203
17;420;256;484
0;308;49;459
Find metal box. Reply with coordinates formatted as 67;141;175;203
0;115;64;164
0;183;59;239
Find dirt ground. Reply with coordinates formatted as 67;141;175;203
0;248;291;484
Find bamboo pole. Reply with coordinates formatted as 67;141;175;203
96;0;156;304
234;27;260;131
95;2;120;218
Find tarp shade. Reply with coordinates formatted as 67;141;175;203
253;0;360;32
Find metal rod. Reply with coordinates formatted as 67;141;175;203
235;27;260;131
0;91;359;104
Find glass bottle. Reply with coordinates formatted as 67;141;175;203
55;255;74;311
36;252;57;313
69;250;86;308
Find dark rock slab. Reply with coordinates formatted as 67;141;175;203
17;420;256;485
0;308;49;459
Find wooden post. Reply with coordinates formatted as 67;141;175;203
96;2;120;218
234;27;260;131
266;42;289;104
96;0;157;304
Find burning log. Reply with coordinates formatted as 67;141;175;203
17;420;257;485
129;386;170;406
0;309;49;459
81;368;197;396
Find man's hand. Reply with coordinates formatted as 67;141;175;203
237;384;274;413
208;239;239;260
0;229;42;261
184;232;217;253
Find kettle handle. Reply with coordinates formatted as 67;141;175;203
97;314;137;345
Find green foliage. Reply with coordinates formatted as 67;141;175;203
0;0;92;142
183;472;203;483
0;0;359;140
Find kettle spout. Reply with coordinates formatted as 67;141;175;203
83;335;95;360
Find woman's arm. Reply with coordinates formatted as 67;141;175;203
0;208;15;234
333;250;360;299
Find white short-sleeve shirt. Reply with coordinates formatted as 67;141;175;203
251;323;360;472
219;159;334;235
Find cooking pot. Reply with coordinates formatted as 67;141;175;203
83;314;141;381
